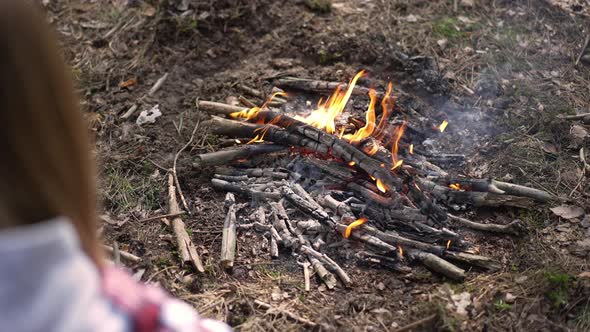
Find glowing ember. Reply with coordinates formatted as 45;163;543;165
348;161;356;167
376;179;387;193
390;121;406;171
304;71;365;134
235;139;242;144
363;139;380;155
449;183;462;191
446;240;451;250
438;120;449;133
409;144;414;155
343;217;367;238
398;245;404;258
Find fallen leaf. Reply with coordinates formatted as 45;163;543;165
578;272;590;279
571;124;588;140
550;205;585;219
119;78;137;88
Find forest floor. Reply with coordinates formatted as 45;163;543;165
49;0;590;331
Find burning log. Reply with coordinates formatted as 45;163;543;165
300;245;353;288
447;213;524;236
194;144;287;168
167;174;205;273
347;182;399;207
408;250;465;281
221;193;238;269
275;76;378;98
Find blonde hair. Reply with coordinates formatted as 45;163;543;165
0;1;101;264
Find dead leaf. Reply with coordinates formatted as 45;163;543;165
578;272;590;279
119;78;137;88
571;124;588;140
550;205;585;219
542;142;559;155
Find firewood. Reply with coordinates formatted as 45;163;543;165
102;244;141;264
270;233;279;258
308;256;337;289
270;202;297;247
300;245;353;288
408;249;465;281
319;194;354;218
347;182;399;207
443;251;501;271
236;83;264;98
167;174;205;273
205;116;330;154
356;251;411;273
491;180;554;202
280;186;337;227
197;100;248;116
299;259;311;291
447;213;524;236
221;193;238;269
238;95;257;108
194;144;287;168
211;178;281;201
215;167;289;180
275;76;378;98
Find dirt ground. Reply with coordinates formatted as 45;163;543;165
47;0;590;330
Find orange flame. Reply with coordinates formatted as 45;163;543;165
398;245;404;258
304;71;365;134
375;83;395;141
446;240;451;250
409;144;414;155
438;120;449;133
376;179;387;193
343;217;368;238
230;92;288;121
344;88;377;143
449;183;461;191
363;139;380;156
390;121;406;170
348;161;356;167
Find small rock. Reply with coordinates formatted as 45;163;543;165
437;38;448;50
376;282;386;291
404;14;419;23
515;275;528;284
464;46;474;54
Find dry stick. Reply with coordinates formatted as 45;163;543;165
194;145;287;168
238;95;257;108
212;178;281;201
408;249;466;281
172;119;200;214
275;77;380;98
136;212;186;223
122;72;169;119
300;245;353;288
447;213;524;236
270;233;279;258
308;256;337;290
491;180;555;202
237;83;264;98
215;167;289;180
254;300;317;327
102;245;141;263
197;100;248;116
576;34;590;65
167;174;205;273
302;260;311;291
220;193;237;269
280;186;337;227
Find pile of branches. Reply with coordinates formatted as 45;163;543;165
194;76;554;286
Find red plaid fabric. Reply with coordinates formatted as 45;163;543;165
101;267;231;332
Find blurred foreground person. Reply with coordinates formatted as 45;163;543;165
0;2;231;331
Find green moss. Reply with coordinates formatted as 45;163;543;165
545;271;574;308
433;18;466;40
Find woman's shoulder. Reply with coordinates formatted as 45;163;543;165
101;266;232;332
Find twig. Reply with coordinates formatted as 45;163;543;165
172;119;200;214
136;212;186;223
221;193;238;269
393;314;437;332
254;300;317;327
103;244;141;263
576;34;590;65
148;72;169;96
112;242;121;265
167;174;205;273
447;213;524;236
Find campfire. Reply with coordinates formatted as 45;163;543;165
196;71;553;285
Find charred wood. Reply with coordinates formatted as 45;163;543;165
447;213;524;236
408;249;465;281
300;245;353;288
194;144;286;168
211;178;281;201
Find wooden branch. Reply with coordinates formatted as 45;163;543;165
102;244;141;263
221;193;237;269
211;178;281;201
408;249;465;281
275;76;377;98
301;245;353;288
168;174;205;273
356;251;411;273
197;100;248;116
215;167;289;180
301;260;311;291
308;256;337;289
447;213;524;236
491;180;554;202
194;144;287;168
135;212;186;223
270;202;297;248
280;186;337;227
270;233;279;258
